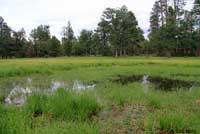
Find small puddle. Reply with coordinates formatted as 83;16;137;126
113;74;198;91
2;78;96;106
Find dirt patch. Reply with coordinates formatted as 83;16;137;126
95;105;145;134
113;74;198;91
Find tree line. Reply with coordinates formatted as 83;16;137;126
149;0;200;56
0;1;200;58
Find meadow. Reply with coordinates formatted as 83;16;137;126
0;57;200;134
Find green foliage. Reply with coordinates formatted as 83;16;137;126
100;5;144;57
48;36;61;57
96;19;111;56
62;21;75;56
78;30;93;56
149;0;199;56
1;1;200;57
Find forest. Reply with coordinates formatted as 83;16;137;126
0;0;199;58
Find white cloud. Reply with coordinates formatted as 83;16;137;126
0;0;193;39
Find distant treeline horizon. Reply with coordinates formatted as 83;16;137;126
0;0;200;58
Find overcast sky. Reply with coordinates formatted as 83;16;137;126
0;0;193;39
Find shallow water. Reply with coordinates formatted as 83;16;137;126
1;77;96;106
113;74;199;91
142;75;150;93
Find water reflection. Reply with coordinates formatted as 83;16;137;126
2;78;96;106
73;80;96;91
142;75;149;93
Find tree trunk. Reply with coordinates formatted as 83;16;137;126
115;50;118;57
120;50;123;56
123;49;126;56
197;24;200;56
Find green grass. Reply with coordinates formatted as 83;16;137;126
33;120;99;134
159;113;189;133
0;57;200;133
0;104;30;134
0;89;100;134
24;89;100;121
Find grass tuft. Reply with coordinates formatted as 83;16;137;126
24;89;100;121
159;113;190;133
0;105;29;134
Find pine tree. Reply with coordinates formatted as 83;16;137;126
100;5;144;57
192;0;200;55
62;21;74;56
30;25;51;57
96;19;110;56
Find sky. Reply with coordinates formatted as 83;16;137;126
0;0;194;39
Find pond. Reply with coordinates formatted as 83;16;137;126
113;74;199;91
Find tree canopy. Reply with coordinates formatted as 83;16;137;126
0;2;200;58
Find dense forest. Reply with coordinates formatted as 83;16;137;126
0;0;199;58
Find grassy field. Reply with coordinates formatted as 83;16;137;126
0;57;200;134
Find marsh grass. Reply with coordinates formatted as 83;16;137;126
0;104;30;134
159;113;189;133
0;88;100;134
147;97;161;109
34;119;99;134
1;57;200;81
0;96;4;104
24;89;100;121
145;112;195;134
1;57;200;133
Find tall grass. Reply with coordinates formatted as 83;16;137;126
1;57;200;133
0;89;100;134
24;89;100;121
159;113;188;133
34;120;99;134
145;112;194;134
0;96;4;104
1;57;200;80
0;105;29;134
